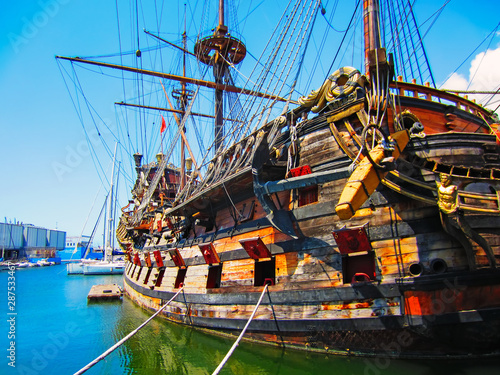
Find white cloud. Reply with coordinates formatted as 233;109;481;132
443;72;468;90
442;46;500;113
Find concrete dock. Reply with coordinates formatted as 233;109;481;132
87;284;123;301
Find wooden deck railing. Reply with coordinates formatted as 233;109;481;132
391;77;493;119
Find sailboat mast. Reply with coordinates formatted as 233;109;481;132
105;143;118;261
82;195;107;259
111;162;120;252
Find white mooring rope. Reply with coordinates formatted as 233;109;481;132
212;283;270;375
73;288;183;375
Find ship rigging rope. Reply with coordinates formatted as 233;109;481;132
177;0;319;202
133;86;201;224
258;0;318;129
224;0;314;146
73;185;104;260
304;0;338;92
326;0;360;80
467;23;499;93
321;0;347;33
226;0;302;142
270;0;321;147
73;287;184;375
392;0;424;84
114;0;134;162
57;60;130;187
227;0;318;156
212;283;270;375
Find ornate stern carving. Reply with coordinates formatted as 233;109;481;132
437;174;497;270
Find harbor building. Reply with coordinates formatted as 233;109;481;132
60;235;104;262
0;222;66;263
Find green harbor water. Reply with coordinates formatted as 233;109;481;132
2;264;499;374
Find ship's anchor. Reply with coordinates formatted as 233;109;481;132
252;131;298;239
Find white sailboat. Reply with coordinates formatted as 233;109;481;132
68;144;125;275
82;144;125;275
66;195;108;274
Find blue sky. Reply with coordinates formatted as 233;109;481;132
1;0;499;245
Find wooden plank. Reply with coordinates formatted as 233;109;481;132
372;233;458;255
275;253;299;276
156;267;179;291
299;127;332;147
299;150;343;169
221;259;255;285
176;296;401;321
182;265;210;294
278;270;338;283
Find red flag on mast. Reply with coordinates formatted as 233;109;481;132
160;115;166;133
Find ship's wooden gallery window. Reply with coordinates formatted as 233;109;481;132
175;267;187;288
254;258;276;286
238;237;276;286
332;225;376;284
154;268;165;287
298;185;319;207
207;264;223;288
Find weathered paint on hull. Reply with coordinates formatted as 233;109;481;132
124;266;500;358
119;83;500;359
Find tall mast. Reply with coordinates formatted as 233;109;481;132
105;143;118;261
218;0;224;27
214;0;226;154
363;0;382;74
171;5;194;190
363;0;393;118
194;0;246;154
180;6;188;189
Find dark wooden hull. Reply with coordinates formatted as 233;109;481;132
120;83;500;358
124;267;500;358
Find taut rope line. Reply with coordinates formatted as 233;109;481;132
212;283;270;375
73;287;183;375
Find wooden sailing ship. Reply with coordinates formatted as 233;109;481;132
58;0;500;358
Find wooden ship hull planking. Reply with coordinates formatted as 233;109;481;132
119;76;500;357
59;0;500;359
